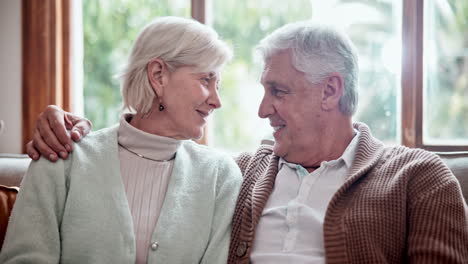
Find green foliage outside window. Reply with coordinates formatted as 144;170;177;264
210;0;314;152
424;0;468;143
83;0;189;130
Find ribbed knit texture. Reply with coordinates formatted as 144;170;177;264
228;122;468;264
118;115;181;264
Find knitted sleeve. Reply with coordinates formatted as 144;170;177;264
0;158;68;263
405;152;468;263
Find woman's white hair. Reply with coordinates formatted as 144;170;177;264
257;22;359;115
121;16;233;114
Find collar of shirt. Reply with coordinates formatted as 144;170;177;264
278;130;360;179
118;113;183;161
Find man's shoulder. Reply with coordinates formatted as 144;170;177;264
382;145;442;165
237;142;275;164
377;145;452;182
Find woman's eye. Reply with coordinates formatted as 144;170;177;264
201;77;210;85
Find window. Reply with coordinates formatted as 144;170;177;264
210;0;402;153
423;0;468;146
402;0;468;151
77;0;467;152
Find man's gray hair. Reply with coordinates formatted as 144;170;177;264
121;16;232;114
257;22;359;115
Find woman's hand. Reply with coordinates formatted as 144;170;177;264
26;105;92;161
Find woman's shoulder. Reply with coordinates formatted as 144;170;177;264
55;125;120;172
74;125;119;152
31;127;120;173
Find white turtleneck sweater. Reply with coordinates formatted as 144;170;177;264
117;115;182;264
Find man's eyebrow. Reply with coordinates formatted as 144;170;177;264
265;81;288;90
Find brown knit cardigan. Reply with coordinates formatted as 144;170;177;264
228;123;468;264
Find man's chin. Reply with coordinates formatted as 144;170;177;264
272;143;287;158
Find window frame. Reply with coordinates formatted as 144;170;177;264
191;0;210;145
22;0;72;153
401;0;468;151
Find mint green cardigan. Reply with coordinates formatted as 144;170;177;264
0;126;242;263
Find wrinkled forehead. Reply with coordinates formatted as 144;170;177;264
260;64;274;84
260;51;300;84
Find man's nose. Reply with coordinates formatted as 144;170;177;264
258;94;273;119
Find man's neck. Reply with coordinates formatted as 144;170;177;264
298;117;355;172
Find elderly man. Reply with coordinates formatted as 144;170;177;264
27;22;468;263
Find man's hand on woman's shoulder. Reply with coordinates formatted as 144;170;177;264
26;105;92;162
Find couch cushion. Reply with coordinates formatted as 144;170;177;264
438;152;468;203
0;154;31;187
0;185;18;250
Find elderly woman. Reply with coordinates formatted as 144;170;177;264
0;17;242;264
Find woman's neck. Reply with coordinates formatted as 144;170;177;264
129;111;185;140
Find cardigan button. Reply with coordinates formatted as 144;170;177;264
150;242;159;251
236;241;247;257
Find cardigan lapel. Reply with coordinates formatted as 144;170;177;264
238;148;279;245
322;122;386;263
104;126;137;251
150;141;189;235
83;125;137;259
326;122;385;212
347;123;386;178
250;154;279;227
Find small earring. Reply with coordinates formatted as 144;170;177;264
159;104;165;111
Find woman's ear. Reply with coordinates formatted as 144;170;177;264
321;72;344;112
147;58;168;98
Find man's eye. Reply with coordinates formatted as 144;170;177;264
271;88;286;97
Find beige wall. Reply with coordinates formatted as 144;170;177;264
0;0;22;153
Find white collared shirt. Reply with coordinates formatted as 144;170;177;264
250;131;360;264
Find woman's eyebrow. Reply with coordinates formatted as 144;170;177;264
208;72;217;78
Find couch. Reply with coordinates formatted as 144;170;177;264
1;152;468;249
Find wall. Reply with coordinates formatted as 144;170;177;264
0;0;22;154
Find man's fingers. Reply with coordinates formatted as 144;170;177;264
66;114;92;142
25;141;40;160
70;129;82;142
36;118;69;159
46;107;73;152
32;129;59;162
